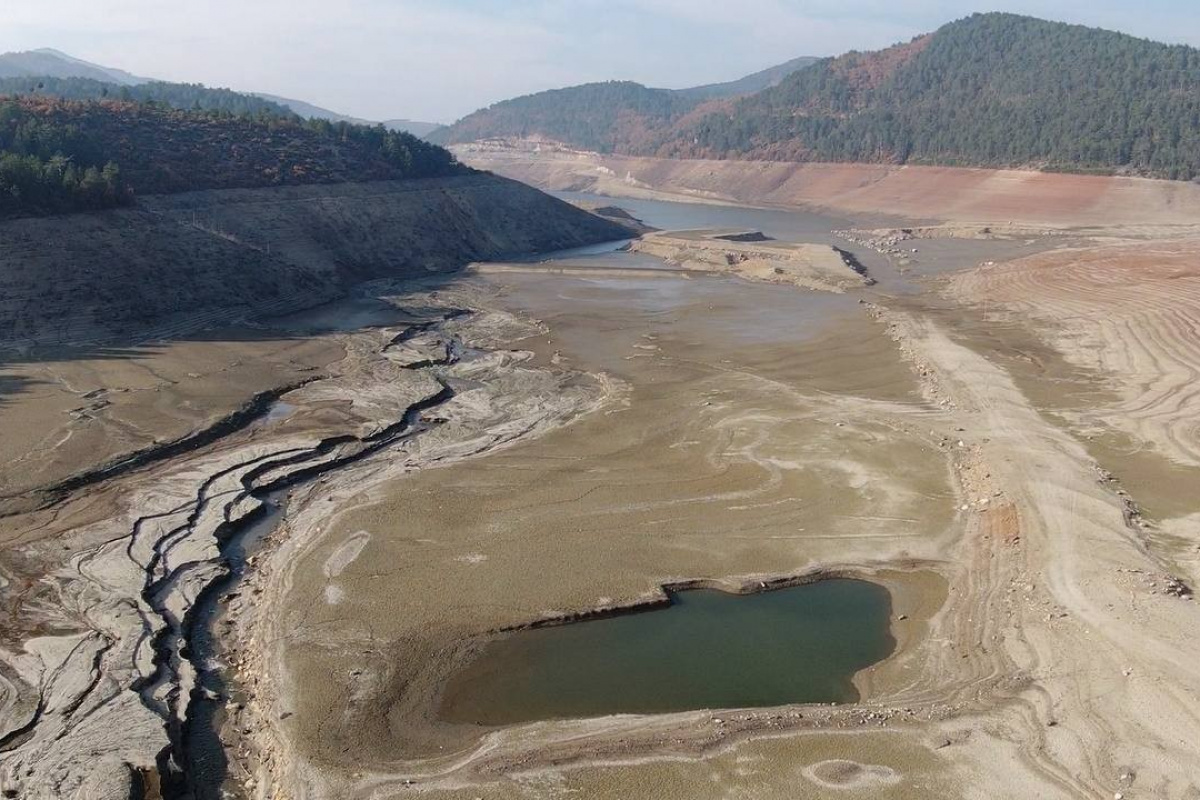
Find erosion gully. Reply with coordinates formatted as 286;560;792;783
123;311;469;800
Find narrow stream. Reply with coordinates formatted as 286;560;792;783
172;317;466;799
182;495;286;799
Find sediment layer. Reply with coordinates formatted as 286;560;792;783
454;139;1200;229
0;173;627;348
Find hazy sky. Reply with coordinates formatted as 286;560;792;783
4;1;1200;123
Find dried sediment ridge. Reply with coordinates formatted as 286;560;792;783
629;230;870;292
865;305;1200;799
946;238;1200;470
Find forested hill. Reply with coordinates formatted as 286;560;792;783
664;13;1200;180
445;13;1200;182
430;56;819;152
0;75;294;116
0;98;467;217
432;81;703;153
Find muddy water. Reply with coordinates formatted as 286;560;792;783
439;579;894;725
552;191;851;240
552;191;1066;292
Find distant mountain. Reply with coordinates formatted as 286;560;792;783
441;14;1200;181
430;81;699;152
0;48;148;85
676;56;821;99
382;119;443;137
255;93;373;125
0;48;443;139
431;55;819;151
259;94;443;136
658;13;1200;180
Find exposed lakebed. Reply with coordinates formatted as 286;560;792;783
440;579;895;726
278;193;956;768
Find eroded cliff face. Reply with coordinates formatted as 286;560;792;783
0;173;628;348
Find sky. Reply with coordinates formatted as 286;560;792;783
4;1;1200;124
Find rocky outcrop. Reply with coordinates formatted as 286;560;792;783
629;230;871;292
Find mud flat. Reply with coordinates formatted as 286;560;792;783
7;167;1200;800
0;333;345;516
0;280;617;799
247;193;1200;800
250;241;969;796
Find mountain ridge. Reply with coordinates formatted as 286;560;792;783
0;48;149;85
429;54;820;152
0;48;443;138
676;55;822;99
442;13;1200;181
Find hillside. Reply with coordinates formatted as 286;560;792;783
0;75;294;116
431;56;819;152
0;97;464;216
0;173;629;346
459;142;1200;229
663;13;1200;180
432;81;702;152
446;14;1200;181
257;93;443;136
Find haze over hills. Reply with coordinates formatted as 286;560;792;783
0;48;443;137
443;13;1200;181
254;92;443;136
0;48;149;85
